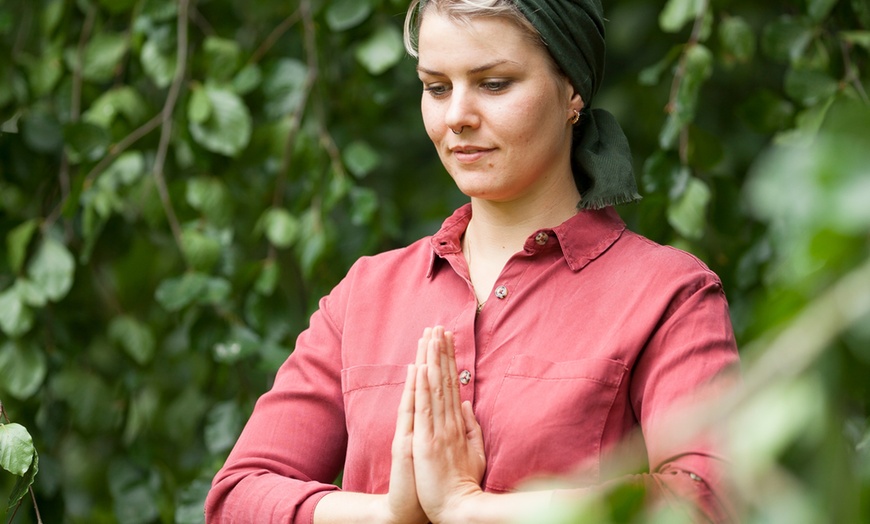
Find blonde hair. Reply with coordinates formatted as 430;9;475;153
403;0;544;58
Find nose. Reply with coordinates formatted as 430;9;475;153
444;86;479;134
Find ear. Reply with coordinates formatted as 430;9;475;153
569;89;585;116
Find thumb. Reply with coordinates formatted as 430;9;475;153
461;401;484;454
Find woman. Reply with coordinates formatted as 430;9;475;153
205;0;740;522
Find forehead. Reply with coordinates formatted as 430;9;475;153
417;11;547;69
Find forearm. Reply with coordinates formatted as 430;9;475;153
440;490;552;524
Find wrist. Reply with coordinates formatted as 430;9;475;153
436;486;487;524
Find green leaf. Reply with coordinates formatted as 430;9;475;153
659;0;702;33
140;35;177;88
259;208;300;249
80;32;129;82
213;324;261;364
51;368;123;431
98;152;146;190
181;228;222;272
21;110;63;154
0;423;34;477
262;59;308;120
355;24;404;75
254;259;279;296
0;340;47;400
20;46;63;97
854;0;870;28
343;140;381;178
203;36;242;81
762;17;813;63
0;286;34;338
41;0;64;36
204;401;244;454
109;315;157;365
719;16;756;65
188;85;212;124
108;460;160;524
97;0;138;14
840;31;870;51
738;89;795;134
7;451;37;514
83;87;149;127
667;176;711;240
642;151;684;195
807;0;839;22
186;176;232;225
350;187;379;226
189;84;252;156
155;272;211;312
638;45;682;86
326;0;373;32
784;68;839;106
27;237;75;302
63;121;111;162
13;278;48;308
175;478;212;524
232;63;262;95
6;219;39;274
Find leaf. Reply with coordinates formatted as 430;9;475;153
80;32;129;82
27;237;75;302
0;286;34;338
762;17;813;63
0;340;47;400
0;423;34;477
21;110;63;154
186;176;232;225
258;207;300;249
738;89;795;134
355;24;404;75
840;31;870;51
20;45;63;97
83;86;149;127
175;477;212;524
262;59;308;119
213;324;261;364
204;401;244;454
187;84;212;124
232;63;262;95
7;451;37;514
719;16;756;65
6;219;39;274
108;460;160;524
155;272;211;312
181;228;222;272
326;0;373;31
807;0;839;22
109;315;157;365
98;152;146;190
659;0;702;33
97;0;137;14
667;176;711;240
63;121;111;162
140;35;177;88
350;187;379;226
343;140;381;178
189;84;252;156
638;45;682;86
254;259;279;296
784;68;839;106
203;36;242;81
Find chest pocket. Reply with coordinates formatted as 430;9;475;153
484;355;627;493
340;364;407;493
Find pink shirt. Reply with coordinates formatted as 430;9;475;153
206;204;739;523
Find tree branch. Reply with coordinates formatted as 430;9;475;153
152;0;191;257
248;9;302;65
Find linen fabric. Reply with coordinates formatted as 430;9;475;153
206;205;739;523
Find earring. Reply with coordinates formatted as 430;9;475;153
571;109;581;125
450;126;464;135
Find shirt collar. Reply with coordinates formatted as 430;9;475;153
427;203;626;277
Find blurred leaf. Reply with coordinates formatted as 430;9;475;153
785;68;839;106
83;86;149;127
262;59;308;119
155;272;211;312
739;89;795;134
355;24;404;75
98;152;146;190
204;401;244;454
0;423;34;477
213;324;260;364
203;36;242;81
186;176;232;225
51;368;123;432
97;0;137;14
41;0;65;35
840;30;870;50
638;45;682;86
181;228;222;272
175;477;212;524
326;0;372;31
109;315;157;365
0;340;47;400
854;0;870;28
189;84;252;156
6;219;39;274
140;34;177;88
27;237;75;302
0;286;34;338
255;259;279;296
20;46;63;97
64;121;111;162
258;207;300;249
807;0;839;21
79;32;129;82
108;460;160;524
343;140;381;178
659;0;702;33
188;84;212;124
350;186;378;226
762;17;813;63
232;63;262;95
21;110;63;154
719;15;756;64
667;176;710;240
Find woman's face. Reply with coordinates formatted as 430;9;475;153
417;10;582;205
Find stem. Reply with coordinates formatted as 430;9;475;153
152;0;191;257
840;39;870;105
248;9;302;65
82;114;163;190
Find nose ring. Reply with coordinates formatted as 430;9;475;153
450;126;464;135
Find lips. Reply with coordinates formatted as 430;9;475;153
450;145;495;164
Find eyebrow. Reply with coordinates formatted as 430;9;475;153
417;59;518;77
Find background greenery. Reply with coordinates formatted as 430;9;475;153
0;0;867;522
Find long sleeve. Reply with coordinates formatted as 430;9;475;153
205;298;347;524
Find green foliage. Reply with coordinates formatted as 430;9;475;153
0;0;867;523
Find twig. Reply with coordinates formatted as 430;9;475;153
82;113;163;190
666;0;710;165
190;5;216;37
30;487;44;524
152;0;191;255
840;39;870;105
248;9;302;65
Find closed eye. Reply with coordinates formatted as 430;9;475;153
423;83;450;98
482;80;511;92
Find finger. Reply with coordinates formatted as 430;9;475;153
396;364;416;436
444;331;461;418
416;327;431;366
426;335;445;426
461;401;484;450
414;364;434;437
438;330;458;421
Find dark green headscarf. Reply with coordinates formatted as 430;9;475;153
514;0;640;209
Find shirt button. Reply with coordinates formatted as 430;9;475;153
459;370;472;385
535;232;549;245
495;285;508;299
